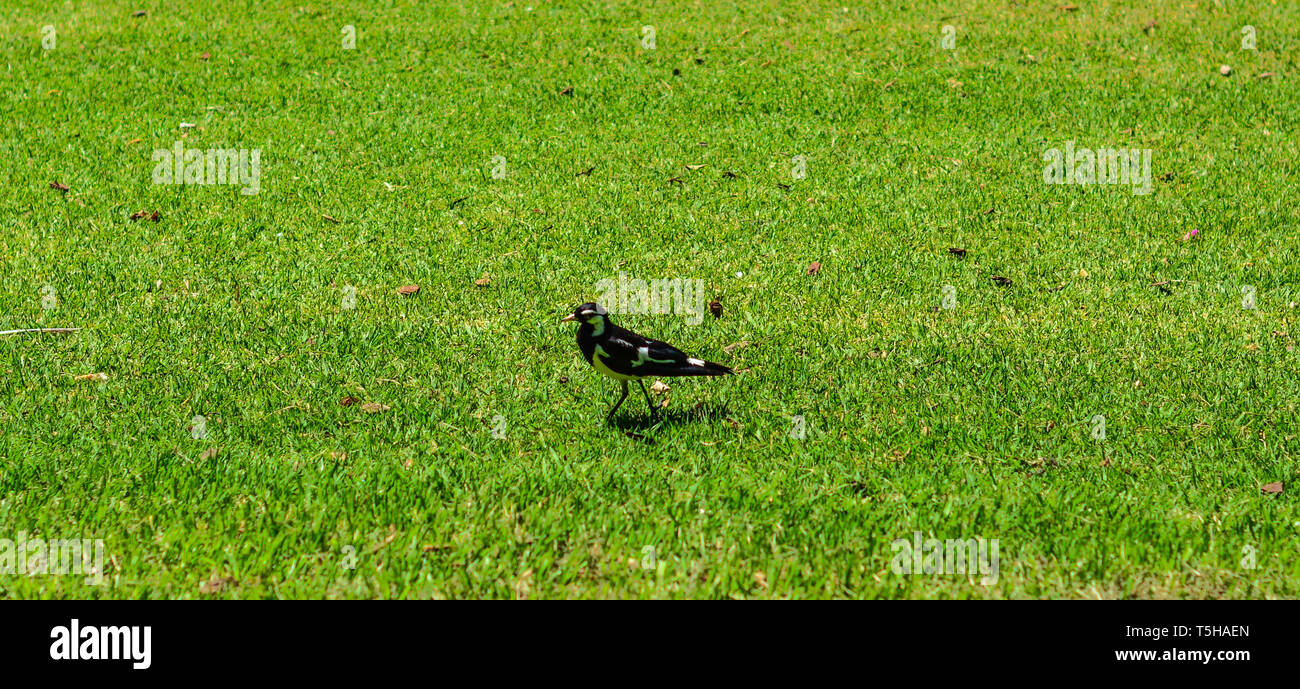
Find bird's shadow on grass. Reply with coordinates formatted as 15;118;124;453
612;402;732;435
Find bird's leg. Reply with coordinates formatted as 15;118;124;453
638;380;660;421
606;380;630;424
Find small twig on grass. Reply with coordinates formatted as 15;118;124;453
0;327;80;337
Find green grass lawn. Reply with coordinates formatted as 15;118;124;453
1;0;1297;598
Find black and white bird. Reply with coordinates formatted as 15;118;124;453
562;302;733;423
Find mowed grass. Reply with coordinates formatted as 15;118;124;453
1;1;1297;598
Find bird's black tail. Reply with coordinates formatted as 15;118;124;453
664;360;733;377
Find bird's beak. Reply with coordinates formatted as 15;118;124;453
561;314;576;323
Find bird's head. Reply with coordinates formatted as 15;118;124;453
562;302;609;327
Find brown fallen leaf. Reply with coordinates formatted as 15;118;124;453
74;372;108;382
806;261;822;275
127;138;141;145
396;284;420;296
329;451;348;461
322;214;340;224
685;164;706;171
948;247;967;257
367;525;399;553
1059;4;1079;10
575;166;595;177
199;447;219;461
1219;65;1232;77
339;395;360;407
1262;481;1283;495
199;576;234;594
559;85;573;96
474;274;491;287
130;210;148;220
49;181;69;193
708;300;723;319
991;275;1013;286
199;52;211;60
649;380;670;394
360;402;391;414
1257;72;1275;79
722;341;750;354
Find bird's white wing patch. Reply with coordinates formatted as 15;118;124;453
631;345;678;367
687;357;706;367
